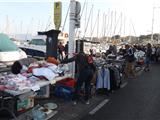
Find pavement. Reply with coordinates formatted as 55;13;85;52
46;65;145;120
81;63;160;120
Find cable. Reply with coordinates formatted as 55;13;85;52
83;5;94;38
61;3;70;32
45;16;51;31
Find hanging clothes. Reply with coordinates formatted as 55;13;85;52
109;66;121;90
96;67;110;90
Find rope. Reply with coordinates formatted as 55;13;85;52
61;3;70;32
83;5;94;38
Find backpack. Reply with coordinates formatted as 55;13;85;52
87;55;94;64
87;55;96;72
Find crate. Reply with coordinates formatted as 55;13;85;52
35;85;50;98
56;78;76;87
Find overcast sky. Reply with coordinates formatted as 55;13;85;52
0;0;160;37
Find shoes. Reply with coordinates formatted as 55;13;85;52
85;100;90;105
72;101;77;105
144;68;150;72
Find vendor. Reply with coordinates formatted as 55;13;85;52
60;50;96;105
11;58;37;74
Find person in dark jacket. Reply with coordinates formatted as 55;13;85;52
61;51;95;105
145;43;152;71
123;44;136;79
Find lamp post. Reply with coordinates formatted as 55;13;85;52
68;0;81;77
151;7;160;44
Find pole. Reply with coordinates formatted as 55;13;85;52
151;7;155;43
68;0;76;77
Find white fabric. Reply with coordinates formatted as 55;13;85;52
33;67;58;81
47;64;58;72
58;64;69;72
134;50;145;60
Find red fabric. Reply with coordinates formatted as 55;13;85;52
0;85;5;91
27;66;40;73
56;78;76;87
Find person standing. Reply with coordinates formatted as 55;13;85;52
124;44;136;79
58;42;65;60
60;50;95;105
145;43;152;71
151;46;156;62
156;46;160;62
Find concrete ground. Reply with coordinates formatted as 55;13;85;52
81;63;160;120
47;65;145;120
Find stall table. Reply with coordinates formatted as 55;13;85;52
0;73;72;119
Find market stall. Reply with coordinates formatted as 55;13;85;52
0;59;72;119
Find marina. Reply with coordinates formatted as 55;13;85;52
0;0;160;120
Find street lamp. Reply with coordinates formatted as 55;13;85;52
151;7;160;44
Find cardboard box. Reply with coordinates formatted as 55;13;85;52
17;97;34;112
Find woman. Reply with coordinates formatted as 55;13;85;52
61;51;95;105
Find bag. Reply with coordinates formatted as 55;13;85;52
54;85;74;100
87;55;94;64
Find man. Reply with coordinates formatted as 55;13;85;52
145;43;152;71
58;42;64;60
124;44;136;79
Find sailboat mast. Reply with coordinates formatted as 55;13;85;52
83;5;93;38
90;5;93;41
97;10;100;39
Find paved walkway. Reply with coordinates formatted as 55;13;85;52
81;64;160;120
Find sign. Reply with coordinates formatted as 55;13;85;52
54;2;62;30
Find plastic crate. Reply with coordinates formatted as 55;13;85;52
35;85;50;98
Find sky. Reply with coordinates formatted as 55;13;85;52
0;0;160;37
